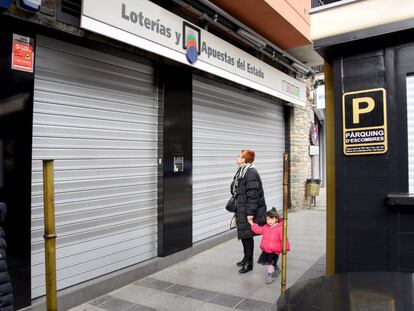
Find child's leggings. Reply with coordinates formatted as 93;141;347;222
267;265;275;274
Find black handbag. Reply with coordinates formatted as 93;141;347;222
225;195;237;213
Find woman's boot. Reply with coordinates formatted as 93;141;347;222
236;259;246;266
238;261;253;273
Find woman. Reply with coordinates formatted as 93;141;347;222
231;149;267;273
0;203;13;311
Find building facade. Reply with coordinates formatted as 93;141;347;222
312;0;414;274
1;0;318;308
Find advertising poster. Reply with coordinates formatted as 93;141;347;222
11;33;34;72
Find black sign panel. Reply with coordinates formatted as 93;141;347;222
342;88;387;155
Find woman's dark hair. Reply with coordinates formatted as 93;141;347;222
241;149;255;163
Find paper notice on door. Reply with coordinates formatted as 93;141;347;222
11;34;34;73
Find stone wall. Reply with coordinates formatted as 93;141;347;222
290;84;314;210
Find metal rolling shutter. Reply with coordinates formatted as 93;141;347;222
193;76;285;242
407;75;414;192
31;36;158;298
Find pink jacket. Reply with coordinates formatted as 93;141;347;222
251;221;291;255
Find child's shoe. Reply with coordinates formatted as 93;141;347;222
265;273;275;284
272;265;281;277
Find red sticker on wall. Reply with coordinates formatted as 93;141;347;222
11;34;34;73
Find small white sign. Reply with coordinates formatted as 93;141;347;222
81;0;306;107
316;85;325;109
309;145;319;156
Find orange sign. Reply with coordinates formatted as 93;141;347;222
12;34;34;73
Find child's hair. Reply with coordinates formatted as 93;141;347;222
266;207;280;220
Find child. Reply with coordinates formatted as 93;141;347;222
248;207;290;284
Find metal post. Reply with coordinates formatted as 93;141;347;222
281;153;289;294
43;160;58;311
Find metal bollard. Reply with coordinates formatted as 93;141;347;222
281;153;289;294
43;160;58;311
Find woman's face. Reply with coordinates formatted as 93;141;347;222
266;216;277;226
236;152;246;166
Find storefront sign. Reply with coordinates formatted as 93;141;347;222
11;34;34;73
80;0;306;107
342;88;387;155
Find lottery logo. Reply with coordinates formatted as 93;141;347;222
183;22;200;64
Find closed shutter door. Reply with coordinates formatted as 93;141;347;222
31;36;158;298
407;75;414;192
193;76;285;242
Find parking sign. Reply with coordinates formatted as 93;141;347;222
342;88;387;155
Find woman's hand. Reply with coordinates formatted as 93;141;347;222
247;215;254;224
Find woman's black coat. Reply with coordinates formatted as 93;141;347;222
231;167;267;239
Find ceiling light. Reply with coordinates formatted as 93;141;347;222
292;62;311;75
237;28;267;48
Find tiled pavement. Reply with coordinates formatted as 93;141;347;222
70;188;326;311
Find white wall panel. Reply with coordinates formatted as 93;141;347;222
32;36;157;298
193;76;285;242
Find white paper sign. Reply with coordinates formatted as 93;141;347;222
309;145;319;156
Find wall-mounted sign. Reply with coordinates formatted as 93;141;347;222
316;85;325;109
310;124;319;145
11;34;34;73
80;0;306;107
342;88;387;155
309;145;319;156
173;157;184;173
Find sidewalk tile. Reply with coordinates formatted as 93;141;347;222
135;278;174;290
163;284;195;296
185;288;219;301
140;291;205;311
99;298;133;311
209;293;244;308
90;295;113;306
69;305;105;311
124;304;156;311
111;285;160;304
235;298;271;311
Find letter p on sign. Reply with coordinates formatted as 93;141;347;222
352;97;375;124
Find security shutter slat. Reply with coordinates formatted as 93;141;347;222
407;76;414;192
193;76;285;242
32;36;158;298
